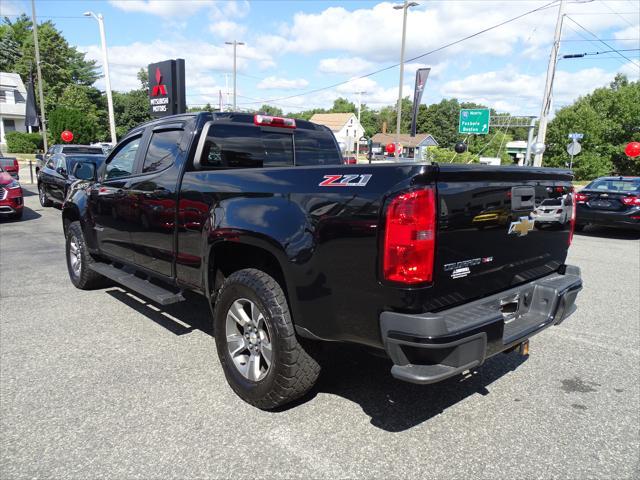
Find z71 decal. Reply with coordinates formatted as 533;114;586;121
319;174;372;187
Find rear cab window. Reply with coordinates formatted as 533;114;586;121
198;116;340;169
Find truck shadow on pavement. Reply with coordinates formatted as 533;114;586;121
104;286;527;432
1;206;41;223
298;344;528;432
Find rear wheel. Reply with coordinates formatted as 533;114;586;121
65;221;108;289
11;209;23;220
213;268;320;410
38;183;52;207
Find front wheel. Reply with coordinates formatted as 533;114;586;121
213;268;320;410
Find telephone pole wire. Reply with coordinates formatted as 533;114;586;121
534;0;565;167
31;0;48;152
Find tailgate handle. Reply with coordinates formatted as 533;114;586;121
511;186;536;210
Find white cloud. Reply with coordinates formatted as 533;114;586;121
1;0;24;16
108;0;250;19
318;57;375;76
81;39;274;99
210;21;247;39
257;76;309;90
440;66;633;115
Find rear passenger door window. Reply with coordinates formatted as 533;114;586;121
143;129;183;173
294;129;341;166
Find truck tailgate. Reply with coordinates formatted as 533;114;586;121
429;164;574;310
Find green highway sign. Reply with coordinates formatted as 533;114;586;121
459;108;490;135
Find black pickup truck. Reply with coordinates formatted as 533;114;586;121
62;112;582;409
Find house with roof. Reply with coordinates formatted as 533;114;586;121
308;113;365;154
371;132;439;160
0;72;28;151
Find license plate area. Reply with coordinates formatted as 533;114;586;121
589;200;612;209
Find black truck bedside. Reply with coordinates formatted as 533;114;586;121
62;112;583;409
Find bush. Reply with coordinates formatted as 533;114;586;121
5;131;43;153
48;107;98;145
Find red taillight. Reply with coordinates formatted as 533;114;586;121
344;157;356;165
621;196;640;206
556;209;563;214
575;192;588;203
383;189;436;285
254;114;296;129
569;192;577;246
13;159;19;172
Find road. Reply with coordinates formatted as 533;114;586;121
1;185;639;479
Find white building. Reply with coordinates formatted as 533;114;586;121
0;72;28;151
308;113;365;153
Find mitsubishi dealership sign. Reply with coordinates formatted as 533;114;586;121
148;59;186;117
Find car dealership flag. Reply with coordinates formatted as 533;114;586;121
410;68;430;137
25;68;39;129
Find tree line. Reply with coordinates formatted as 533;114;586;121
1;15;637;178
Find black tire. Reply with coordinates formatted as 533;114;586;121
574;223;586;232
213;268;320;410
65;221;108;290
38;183;52;207
11;209;23;220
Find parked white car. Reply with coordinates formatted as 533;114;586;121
532;197;571;226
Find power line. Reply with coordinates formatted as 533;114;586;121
240;0;560;106
562;23;632;68
597;0;637;28
564;15;640;67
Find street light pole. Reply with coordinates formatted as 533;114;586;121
84;11;117;144
393;1;418;158
533;0;564;167
356;91;367;125
31;0;48;152
225;40;245;111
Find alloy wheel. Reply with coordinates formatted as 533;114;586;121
225;298;273;382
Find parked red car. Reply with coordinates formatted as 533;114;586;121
0;166;24;220
0;156;20;180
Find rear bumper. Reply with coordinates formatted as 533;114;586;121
577;207;640;230
380;265;582;384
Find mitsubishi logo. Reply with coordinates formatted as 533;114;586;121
508;216;535;237
151;67;167;96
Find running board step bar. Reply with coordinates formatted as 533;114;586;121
89;263;185;305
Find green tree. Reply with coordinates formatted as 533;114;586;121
257;104;283;116
48;107;99;145
330;97;356;113
546;76;639;178
0;31;21;71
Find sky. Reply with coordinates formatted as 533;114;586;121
2;0;639;116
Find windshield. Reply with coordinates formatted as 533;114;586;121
68;156;105;175
585;178;640;193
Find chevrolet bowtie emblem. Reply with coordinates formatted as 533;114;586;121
508;216;535;237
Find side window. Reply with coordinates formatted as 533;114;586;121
200;124;293;169
105;137;141;180
55;156;66;171
46;157;56;169
143;129;183;173
295;129;341;166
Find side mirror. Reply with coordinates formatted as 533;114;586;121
73;163;96;181
56;167;67;176
35;154;43;161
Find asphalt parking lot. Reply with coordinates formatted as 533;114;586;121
1;185;639;479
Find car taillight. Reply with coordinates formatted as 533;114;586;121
254;114;296;128
13;159;19;172
575;192;588;203
383;188;436;285
621;196;640;206
556;209;563;214
569;192;577;246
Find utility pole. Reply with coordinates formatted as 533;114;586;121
31;0;47;152
84;12;117;144
393;1;418;158
534;0;564;167
356;91;367;125
524;116;537;166
225;40;244;111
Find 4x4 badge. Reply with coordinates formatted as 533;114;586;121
508;216;535;237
